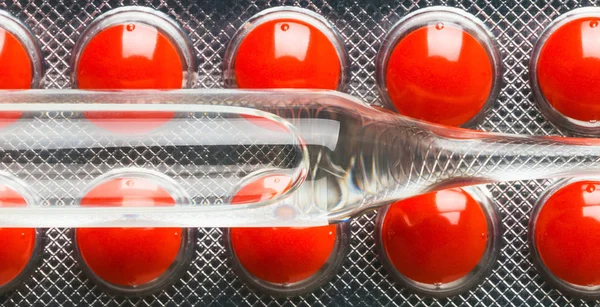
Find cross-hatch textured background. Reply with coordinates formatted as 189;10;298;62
0;0;593;306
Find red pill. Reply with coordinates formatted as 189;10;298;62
75;19;186;133
75;177;183;287
75;23;183;89
231;174;292;205
230;225;337;284
0;26;37;128
0;27;32;89
380;188;489;285
383;23;493;127
229;174;337;284
0;185;36;287
533;180;600;287
232;16;342;89
536;17;600;122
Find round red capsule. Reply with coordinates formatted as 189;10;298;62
73;9;192;134
536;16;600;123
230;225;337;284
0;27;32;89
230;174;293;205
228;9;344;90
0;22;40;128
75;23;183;89
75;177;184;287
383;23;493;126
533;180;600;289
379;188;489;285
0;185;36;288
228;174;343;290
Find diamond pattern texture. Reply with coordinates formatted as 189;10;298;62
0;0;596;306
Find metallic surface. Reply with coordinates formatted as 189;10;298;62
0;0;592;305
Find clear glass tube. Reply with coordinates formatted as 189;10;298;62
0;89;599;226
